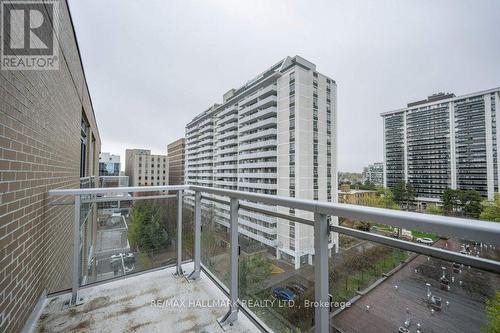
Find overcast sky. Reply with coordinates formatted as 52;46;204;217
68;0;500;172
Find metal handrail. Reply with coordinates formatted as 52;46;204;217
49;184;500;245
47;184;500;333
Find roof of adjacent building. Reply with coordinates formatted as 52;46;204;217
381;86;500;117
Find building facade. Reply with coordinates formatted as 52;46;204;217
382;88;500;202
338;184;378;204
362;162;384;186
167;138;185;185
185;56;338;268
125;149;168;187
0;1;101;331
99;152;120;176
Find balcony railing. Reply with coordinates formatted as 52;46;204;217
47;185;500;333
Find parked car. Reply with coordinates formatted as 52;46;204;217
273;287;296;301
287;283;307;295
416;237;434;245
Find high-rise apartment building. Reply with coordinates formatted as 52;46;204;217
185;56;338;268
382;87;500;202
0;1;101;331
125;149;168;187
362;162;384;186
167;138;186;185
99;152;121;176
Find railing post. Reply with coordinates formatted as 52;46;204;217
314;212;329;333
175;189;184;276
218;197;239;327
187;191;201;281
71;195;81;306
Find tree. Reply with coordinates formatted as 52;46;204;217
460;190;482;218
442;188;482;218
358;180;376;191
359;188;399;210
443;189;460;216
354;221;371;231
239;253;272;296
426;205;443;215
201;206;228;267
391;181;415;210
482;291;500;333
392;181;407;207
405;182;416;209
480;194;500;222
128;201;168;252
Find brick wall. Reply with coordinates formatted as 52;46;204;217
0;1;100;332
167;138;185;185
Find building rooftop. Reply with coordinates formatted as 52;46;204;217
35;263;259;333
333;239;500;333
380;86;500;116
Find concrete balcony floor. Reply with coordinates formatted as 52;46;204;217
35;263;258;333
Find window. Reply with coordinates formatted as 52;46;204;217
80;114;89;178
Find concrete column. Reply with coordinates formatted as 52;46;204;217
314;212;329;333
218;198;239;326
187;191;201;281
175;190;184;275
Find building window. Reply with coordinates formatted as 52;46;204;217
80;114;90;178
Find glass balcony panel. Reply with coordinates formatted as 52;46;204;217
82;191;185;286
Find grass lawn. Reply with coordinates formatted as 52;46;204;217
411;230;439;241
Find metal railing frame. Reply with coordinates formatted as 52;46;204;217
48;184;500;333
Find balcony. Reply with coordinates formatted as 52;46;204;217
239;128;277;142
239;107;277;126
239;95;278;117
36;263;259;333
41;185;500;333
239;116;277;134
239;138;277;151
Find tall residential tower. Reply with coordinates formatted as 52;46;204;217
185;56;338;268
382;87;500;202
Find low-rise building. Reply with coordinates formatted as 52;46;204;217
125;149;168;187
338;184;378;205
99;152;121;176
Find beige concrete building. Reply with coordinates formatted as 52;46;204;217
185;56;338;268
0;1;100;331
167;138;185;185
125;149;168;187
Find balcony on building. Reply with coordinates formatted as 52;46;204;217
27;183;500;333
